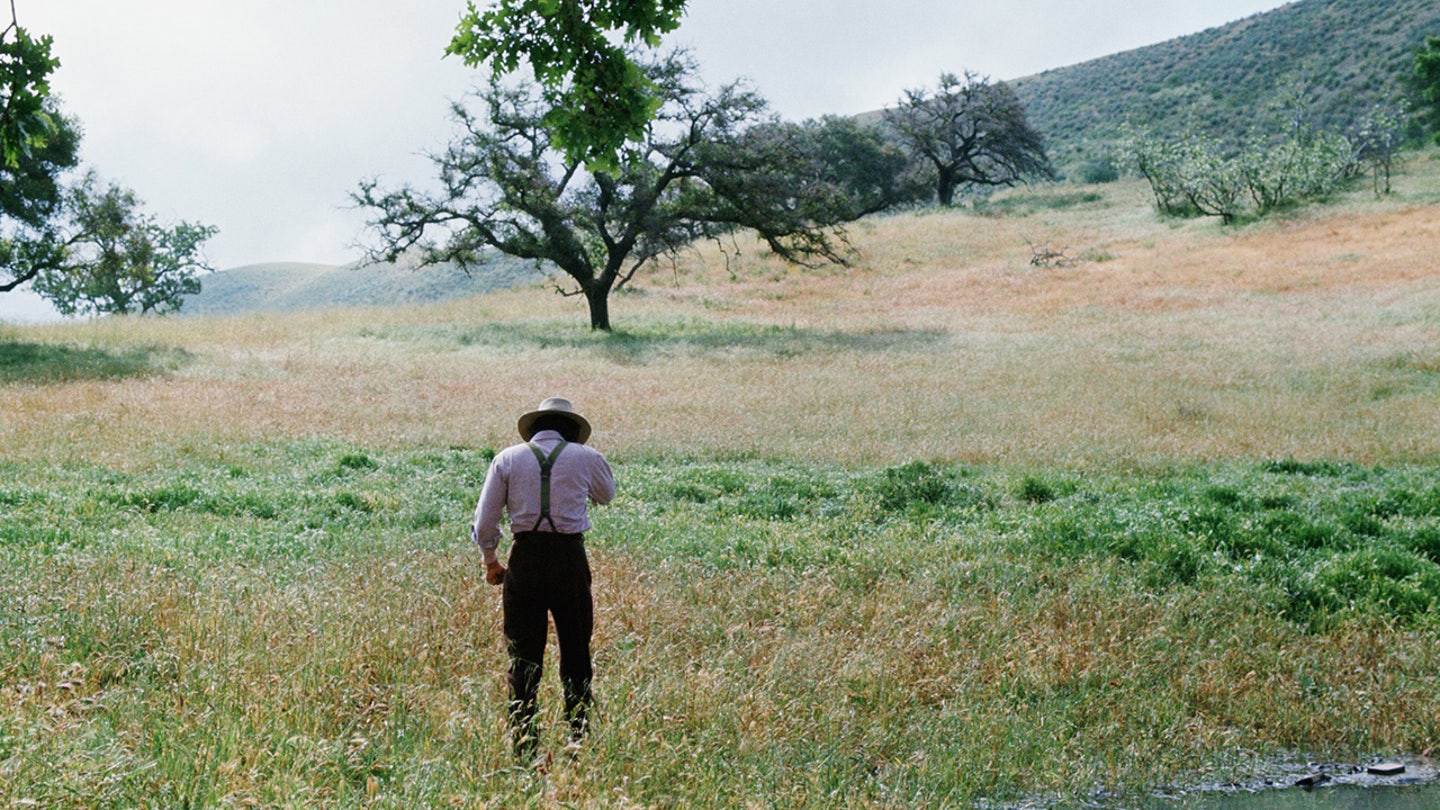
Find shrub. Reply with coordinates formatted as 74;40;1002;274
338;453;379;472
873;462;950;510
1123;122;1358;223
1078;157;1120;184
1017;475;1058;504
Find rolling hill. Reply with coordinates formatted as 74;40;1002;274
182;254;546;317
181;0;1440;316
1011;0;1440;173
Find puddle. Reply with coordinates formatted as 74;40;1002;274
1139;782;1440;810
1107;759;1440;810
1130;761;1440;810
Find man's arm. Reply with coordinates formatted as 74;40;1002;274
589;453;617;506
472;456;509;585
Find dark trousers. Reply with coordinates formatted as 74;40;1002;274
503;531;593;757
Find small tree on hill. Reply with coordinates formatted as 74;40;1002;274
1351;102;1407;195
884;71;1054;206
356;53;862;332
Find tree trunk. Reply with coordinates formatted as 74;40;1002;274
937;170;957;206
585;287;611;331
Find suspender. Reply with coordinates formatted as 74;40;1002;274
527;441;568;533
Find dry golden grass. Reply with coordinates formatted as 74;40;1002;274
5;163;1438;470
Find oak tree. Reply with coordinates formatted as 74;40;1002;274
356;53;857;331
32;172;218;316
884;71;1054;206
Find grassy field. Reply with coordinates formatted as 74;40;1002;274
2;154;1439;807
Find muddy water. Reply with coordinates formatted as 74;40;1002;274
1140;783;1440;810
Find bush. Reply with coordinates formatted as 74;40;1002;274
1078;157;1120;184
1308;548;1440;621
338;453;379;472
1123;123;1358;223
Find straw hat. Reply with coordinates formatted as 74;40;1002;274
517;397;592;444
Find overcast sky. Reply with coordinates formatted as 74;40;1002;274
7;0;1293;321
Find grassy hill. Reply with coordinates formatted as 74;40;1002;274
183;254;546;317
1011;0;1440;173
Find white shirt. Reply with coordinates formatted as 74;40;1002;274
471;429;616;564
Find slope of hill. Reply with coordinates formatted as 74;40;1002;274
1012;0;1440;171
183;254;546;316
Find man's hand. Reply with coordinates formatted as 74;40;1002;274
485;560;507;586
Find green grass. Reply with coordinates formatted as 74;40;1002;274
0;338;188;383
356;315;948;364
2;445;1436;807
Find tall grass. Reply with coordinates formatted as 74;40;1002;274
2;152;1438;806
2;448;1437;807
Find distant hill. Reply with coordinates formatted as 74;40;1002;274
1011;0;1440;172
183;254;546;316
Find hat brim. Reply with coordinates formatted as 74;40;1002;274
517;408;591;444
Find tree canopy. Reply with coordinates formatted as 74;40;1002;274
0;9;60;169
447;0;689;172
884;72;1054;206
0;15;79;296
32;172;218;316
356;53;864;331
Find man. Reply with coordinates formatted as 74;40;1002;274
471;397;616;760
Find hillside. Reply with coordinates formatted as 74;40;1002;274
1011;0;1440;172
182;254;546;317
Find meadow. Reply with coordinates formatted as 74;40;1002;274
1;156;1439;807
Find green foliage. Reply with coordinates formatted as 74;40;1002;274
446;0;689;173
31;172;218;316
337;452;379;472
0;19;60;169
1016;475;1058;504
0;11;83;297
1124;120;1358;223
795;115;929;217
1409;34;1440;138
1077;156;1120;184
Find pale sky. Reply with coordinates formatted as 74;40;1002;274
7;0;1293;321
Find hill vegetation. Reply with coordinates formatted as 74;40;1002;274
1012;0;1440;173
